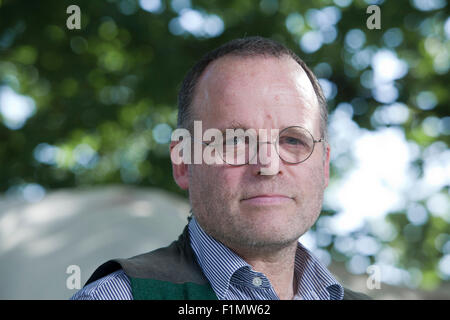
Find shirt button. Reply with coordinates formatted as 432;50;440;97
252;277;262;287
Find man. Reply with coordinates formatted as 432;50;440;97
71;36;370;300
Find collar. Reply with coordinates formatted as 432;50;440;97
188;216;344;300
294;242;344;300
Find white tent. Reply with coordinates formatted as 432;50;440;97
0;185;190;299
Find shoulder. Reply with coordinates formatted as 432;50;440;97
70;269;133;300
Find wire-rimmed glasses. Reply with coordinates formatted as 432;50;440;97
200;126;324;166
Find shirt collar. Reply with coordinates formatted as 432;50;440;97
188;216;344;300
294;242;344;300
188;216;249;299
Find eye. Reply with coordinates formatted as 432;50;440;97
279;136;306;146
225;135;246;146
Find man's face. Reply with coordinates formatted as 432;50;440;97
174;55;330;253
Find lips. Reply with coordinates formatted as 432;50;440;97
243;194;291;199
241;194;294;205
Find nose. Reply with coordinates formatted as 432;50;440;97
251;141;281;176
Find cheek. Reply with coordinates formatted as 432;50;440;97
193;165;245;201
190;165;231;191
288;162;325;195
189;164;211;190
305;147;327;180
220;167;245;188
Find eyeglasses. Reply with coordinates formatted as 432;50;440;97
199;126;324;166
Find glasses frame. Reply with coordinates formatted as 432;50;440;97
194;126;324;166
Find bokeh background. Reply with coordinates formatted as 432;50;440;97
0;0;449;299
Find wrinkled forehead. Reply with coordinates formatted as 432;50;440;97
199;55;317;101
191;55;320;130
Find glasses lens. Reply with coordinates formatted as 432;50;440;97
219;130;257;165
277;127;314;163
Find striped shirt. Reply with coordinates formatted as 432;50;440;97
71;217;343;300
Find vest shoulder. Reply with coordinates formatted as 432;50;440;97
343;288;373;300
117;239;201;280
85;225;208;287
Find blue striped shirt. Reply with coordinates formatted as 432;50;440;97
71;217;343;300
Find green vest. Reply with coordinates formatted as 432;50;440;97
85;224;371;300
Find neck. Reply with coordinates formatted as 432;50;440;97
229;241;298;300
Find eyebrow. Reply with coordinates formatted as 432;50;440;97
218;120;250;134
218;121;304;133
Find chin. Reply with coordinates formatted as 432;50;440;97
239;203;297;222
239;228;303;250
244;213;302;235
244;206;314;236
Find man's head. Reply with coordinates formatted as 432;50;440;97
171;36;330;254
177;36;328;140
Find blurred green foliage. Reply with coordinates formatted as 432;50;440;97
0;0;449;290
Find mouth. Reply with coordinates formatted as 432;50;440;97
241;194;294;205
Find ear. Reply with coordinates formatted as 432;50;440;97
323;143;331;188
170;141;189;190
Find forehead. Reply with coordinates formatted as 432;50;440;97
192;55;320;131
